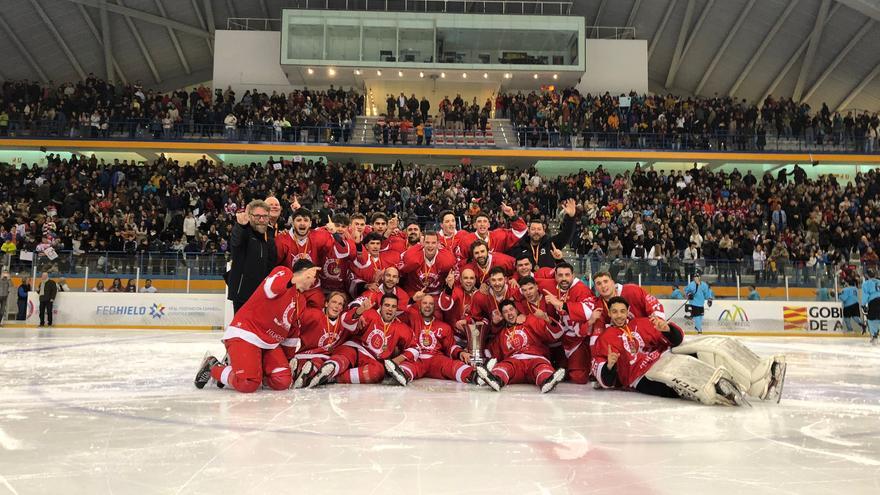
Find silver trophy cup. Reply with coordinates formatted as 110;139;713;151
466;320;487;367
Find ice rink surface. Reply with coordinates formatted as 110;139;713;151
1;328;878;495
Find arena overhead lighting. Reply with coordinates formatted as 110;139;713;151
483;73;488;79
376;70;382;76
533;73;538;79
504;73;512;79
398;71;403;77
328;68;336;76
419;72;424;78
462;72;467;78
307;68;314;75
354;69;361;75
440;72;446;78
552;74;558;80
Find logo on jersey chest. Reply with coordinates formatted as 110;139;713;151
274;299;297;331
620;331;645;365
505;328;529;351
293;252;313;262
323;258;342;280
418;328;438;350
318;331;340;350
365;327;389;354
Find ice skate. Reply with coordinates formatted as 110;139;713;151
215;354;229;389
764;360;787;403
476;365;503;392
293;361;313;389
716;377;750;407
384;359;410;386
194;353;220;389
540;368;566;394
871;335;878;345
307;361;337;389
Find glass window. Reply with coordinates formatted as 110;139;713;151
288;23;324;61
362;26;397;62
326;25;361;62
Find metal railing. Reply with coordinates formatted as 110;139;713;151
282;0;573;15
226;17;283;31
585;26;636;40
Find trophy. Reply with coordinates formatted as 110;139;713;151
465;318;488;367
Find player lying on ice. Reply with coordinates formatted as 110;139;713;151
591;297;787;406
194;260;320;392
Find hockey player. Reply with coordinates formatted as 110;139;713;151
399;231;457;295
475;300;567;394
511;252;561;283
437;210;471;261
195;260;320;393
438;268;479;339
591;296;746;406
355;266;411;310
385;295;477;386
461;240;516;287
457;204;527;256
685;273;712;334
863;269;880;344
287;291;360;388
840;280;866;334
471;267;522;335
308;293;417;386
349;232;404;287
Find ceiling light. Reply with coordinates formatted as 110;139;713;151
552;74;558;80
354;69;361;75
328;68;336;76
483;73;488;79
533;74;538;79
504;73;512;79
419;72;424;78
377;70;382;76
462;72;467;78
440;72;446;78
307;68;314;75
398;71;403;77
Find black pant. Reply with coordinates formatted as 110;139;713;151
233;300;245;315
636;377;680;398
39;299;53;326
17;300;27;320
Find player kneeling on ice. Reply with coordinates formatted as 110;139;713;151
476;300;567;394
307;293;418;387
592;297;785;406
384;294;479;386
195;260;320;392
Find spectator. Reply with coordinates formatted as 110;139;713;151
37;272;58;327
0;270;10;325
58;278;71;292
141;278;157;293
125;279;137;292
670;285;684;299
16;278;30;321
92;280;106;292
108;278;123;292
226;199;277;313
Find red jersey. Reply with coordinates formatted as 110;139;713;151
512;267;556;283
223;266;306;350
568;283;665;327
486;315;563;360
438;229;471;261
349;249;403;284
398;245;457;295
400;307;463;360
344;309;418;361
458;217;528;255
471;284;523;334
296;306;360;355
319;237;357;292
591;317;683;388
276;228;350;288
363;226;407;254
437;285;479;335
461;252;516;286
538;278;597;356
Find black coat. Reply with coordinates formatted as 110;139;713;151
38;280;58;302
225;223;276;304
508;214;576;268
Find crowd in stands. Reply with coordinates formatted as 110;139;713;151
0;77;363;143
1;145;877;289
497;90;880;151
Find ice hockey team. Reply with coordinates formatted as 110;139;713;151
196;197;788;407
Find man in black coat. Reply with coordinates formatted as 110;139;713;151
37;272;58;327
508;198;578;268
226;199;277;313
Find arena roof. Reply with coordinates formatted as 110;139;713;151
0;0;878;112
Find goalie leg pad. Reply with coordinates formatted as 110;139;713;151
672;336;784;399
644;352;735;406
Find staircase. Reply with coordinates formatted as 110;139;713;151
351;117;517;148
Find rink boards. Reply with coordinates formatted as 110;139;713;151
13;292;853;336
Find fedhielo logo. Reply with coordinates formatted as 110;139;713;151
149;303;166;319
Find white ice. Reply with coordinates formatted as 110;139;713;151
1;328;879;495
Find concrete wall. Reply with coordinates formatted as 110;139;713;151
213;31;293;96
576;39;648;96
